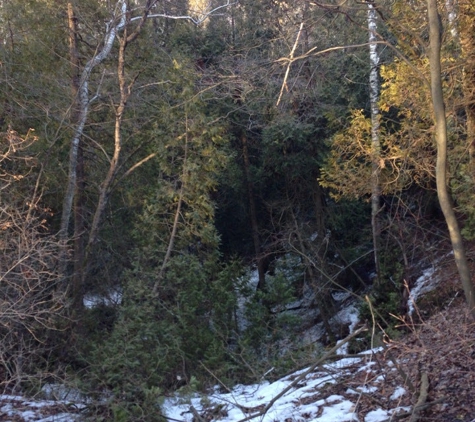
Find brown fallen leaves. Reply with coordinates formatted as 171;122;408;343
307;292;474;422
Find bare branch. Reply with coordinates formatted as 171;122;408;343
234;325;368;422
121;153;157;179
276;22;304;106
139;0;236;25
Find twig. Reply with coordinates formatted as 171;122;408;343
409;371;429;422
276;22;304;106
381;397;445;422
366;294;415;393
162;415;187;422
199;361;232;393
323;353;374;360
383;346;416;393
352;297;380;419
141;1;236;25
235;325;368;422
278;353;378;379
190;405;206;422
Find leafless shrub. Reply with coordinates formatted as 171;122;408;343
0;128;68;393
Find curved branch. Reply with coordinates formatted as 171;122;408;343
427;0;475;319
60;0;127;240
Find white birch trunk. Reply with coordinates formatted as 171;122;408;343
59;0;232;303
60;0;127;241
60;0;231;243
368;1;381;282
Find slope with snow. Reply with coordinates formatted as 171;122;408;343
1;262;474;422
163;347;412;422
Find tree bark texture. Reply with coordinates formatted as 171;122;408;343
241;133;266;290
86;3;152;258
368;1;382;284
61;1;156;306
60;0;127;243
427;0;475;319
68;2;86;312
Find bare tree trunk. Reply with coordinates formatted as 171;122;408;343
60;1;127;244
368;1;382;284
152;128;188;296
86;5;152;257
152;187;184;296
65;1;153;302
427;0;475;319
300;10;326;240
241;133;266;290
68;2;86;312
85;36;128;258
60;0;230;303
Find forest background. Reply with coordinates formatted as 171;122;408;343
1;0;475;420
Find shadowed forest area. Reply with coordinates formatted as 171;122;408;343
0;0;474;420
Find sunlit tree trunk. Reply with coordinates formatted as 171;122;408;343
61;0;231;307
59;1;127;315
427;0;475;319
85;5;150;261
368;0;381;284
63;1;154;306
60;1;127;243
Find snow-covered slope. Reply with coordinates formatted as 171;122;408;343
162;346;411;422
1;262;474;422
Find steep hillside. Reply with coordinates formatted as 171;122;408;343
1;255;474;421
163;293;474;422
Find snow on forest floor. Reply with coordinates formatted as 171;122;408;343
164;290;475;422
163;347;411;422
0;394;84;421
1;261;474;421
0;346;412;422
164;256;475;422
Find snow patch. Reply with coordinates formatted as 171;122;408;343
332;290;352;302
365;408;390;422
0;394;83;421
41;383;88;403
235;269;260;331
83;288;122;309
408;266;437;314
357;385;378;393
408;253;453;315
390;386;406;400
332;304;360;355
163;357;406;422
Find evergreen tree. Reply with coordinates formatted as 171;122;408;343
86;55;241;417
